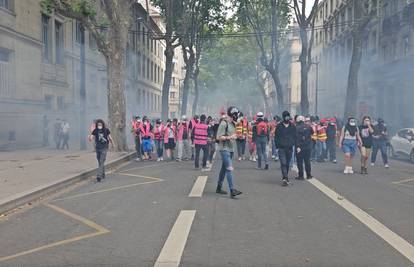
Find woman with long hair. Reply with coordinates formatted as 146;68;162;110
359;116;374;174
339;117;362;174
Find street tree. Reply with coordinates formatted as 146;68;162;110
344;0;377;118
180;0;225;116
291;0;319;115
151;0;184;120
42;0;134;151
236;0;291;113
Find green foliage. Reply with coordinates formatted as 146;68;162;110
41;0;97;18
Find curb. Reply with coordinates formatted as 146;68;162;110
0;152;136;215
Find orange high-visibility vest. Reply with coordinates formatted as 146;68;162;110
317;125;327;141
311;124;318;141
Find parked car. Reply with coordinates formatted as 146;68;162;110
389;128;414;163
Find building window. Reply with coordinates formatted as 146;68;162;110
45;95;53;110
57;96;65;110
42;14;51;62
0;50;9;62
55;21;64;64
0;0;9;9
147;58;150;79
170;92;176;99
403;36;410;56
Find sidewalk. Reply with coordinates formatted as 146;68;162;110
0;147;132;207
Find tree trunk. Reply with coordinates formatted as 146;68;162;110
299;27;310;115
181;48;195;116
192;69;199;116
161;44;174;120
268;69;284;113
344;31;363;119
106;49;128;151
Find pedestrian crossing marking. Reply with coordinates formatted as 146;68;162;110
308;178;414;264
0;203;110;262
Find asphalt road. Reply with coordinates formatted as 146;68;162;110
0;153;414;267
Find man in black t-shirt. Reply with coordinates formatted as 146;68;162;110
90;119;113;182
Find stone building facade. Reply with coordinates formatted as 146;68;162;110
309;0;414;129
0;0;184;148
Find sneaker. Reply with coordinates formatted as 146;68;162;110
272;155;276;159
157;158;161;162
306;175;313;180
230;189;242;198
238;157;242;162
282;178;289;186
385;164;389;168
135;158;141;162
344;167;349;174
253;158;257;162
360;167;365;174
160;157;164;161
264;164;269;170
96;177;102;182
274;157;279;161
216;186;227;195
348;168;354;174
333;159;337;163
371;163;375;167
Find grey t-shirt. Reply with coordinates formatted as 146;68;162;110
217;119;236;152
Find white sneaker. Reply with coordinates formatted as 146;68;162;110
253;157;257;162
238;157;242;162
385;164;389;168
371;163;375;167
135;158;141;162
157;158;161;162
344;167;349;174
348;167;354;174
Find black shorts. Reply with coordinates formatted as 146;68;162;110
164;138;176;149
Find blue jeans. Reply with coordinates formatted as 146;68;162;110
155;139;163;158
316;141;327;161
218;150;234;191
371;139;388;164
271;139;278;157
256;137;268;168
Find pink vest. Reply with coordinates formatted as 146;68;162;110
140;122;152;138
193;123;208;145
154;124;164;140
177;123;190;141
164;125;176;144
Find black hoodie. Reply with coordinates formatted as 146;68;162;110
275;121;296;149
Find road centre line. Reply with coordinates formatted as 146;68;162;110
0;203;109;262
189;176;208;198
308;178;414;264
154;210;196;267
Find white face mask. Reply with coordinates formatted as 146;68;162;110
97;125;103;130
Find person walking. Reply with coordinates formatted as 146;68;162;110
42;115;49;146
316;119;328;162
247;120;257;162
177;116;191;161
54;118;62;149
154;119;164;161
140;116;153;160
358;116;374;174
163;119;176;161
90;119;113;182
235;113;247;161
275;111;296;186
295;115;313;180
371;118;389;168
326;117;338;163
206;116;216;165
253;112;269;170
61;119;70;150
339;117;362;174
216;107;242;198
193;114;209;170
